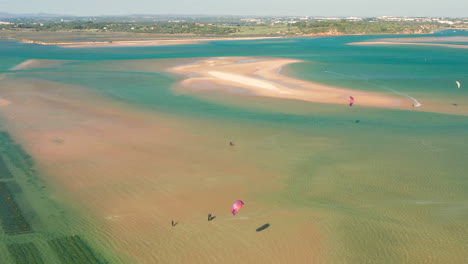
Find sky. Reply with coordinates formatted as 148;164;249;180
1;0;466;17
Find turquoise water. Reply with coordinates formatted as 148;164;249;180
3;31;468;118
3;31;467;103
0;30;467;263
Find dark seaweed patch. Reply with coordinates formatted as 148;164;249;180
0;182;32;235
0;155;14;179
0;131;35;176
48;235;106;264
7;242;45;264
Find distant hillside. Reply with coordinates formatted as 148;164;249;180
1;14;466;38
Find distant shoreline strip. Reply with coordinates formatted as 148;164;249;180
17;36;285;48
348;41;468;49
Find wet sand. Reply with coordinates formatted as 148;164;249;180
378;36;468;43
0;76;323;263
21;36;283;48
170;57;404;108
9;59;69;70
348;41;468;49
0;99;10;106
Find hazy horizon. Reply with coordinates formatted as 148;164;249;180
1;12;467;18
1;0;467;18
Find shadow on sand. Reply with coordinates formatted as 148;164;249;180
256;223;270;232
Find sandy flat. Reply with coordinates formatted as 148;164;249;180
22;36;284;48
0;77;323;263
208;71;290;93
9;59;69;70
170;57;405;109
381;36;468;42
0;99;10;106
348;41;468;49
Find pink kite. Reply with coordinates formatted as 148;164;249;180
231;200;244;215
349;96;355;106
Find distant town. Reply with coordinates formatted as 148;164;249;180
0;13;467;41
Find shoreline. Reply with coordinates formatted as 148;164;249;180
18;36;285;48
5;30;454;48
348;41;468;49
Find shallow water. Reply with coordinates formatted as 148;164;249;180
0;30;467;263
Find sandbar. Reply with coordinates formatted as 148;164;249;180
9;59;69;70
21;36;284;48
170;56;406;109
348;40;468;49
0;99;10;106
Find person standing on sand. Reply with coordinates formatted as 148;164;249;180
208;213;212;221
171;220;175;226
